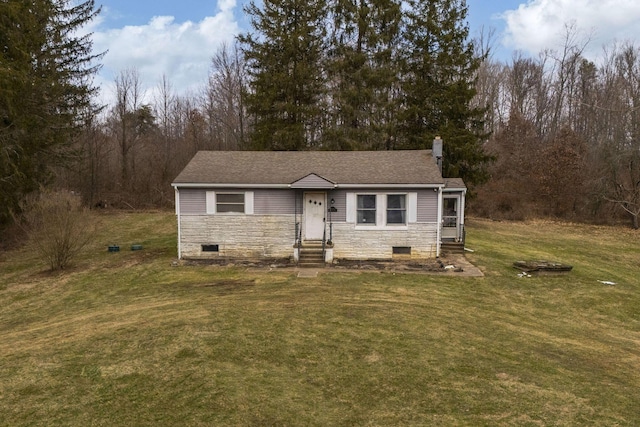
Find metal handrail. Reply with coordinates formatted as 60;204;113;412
322;219;326;264
295;221;302;263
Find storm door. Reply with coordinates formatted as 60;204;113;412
442;196;460;240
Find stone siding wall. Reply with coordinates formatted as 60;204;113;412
331;223;438;259
180;215;439;260
180;215;295;259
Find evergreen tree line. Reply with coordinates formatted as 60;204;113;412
239;0;490;187
1;0;102;225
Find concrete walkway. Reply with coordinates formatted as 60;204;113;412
447;256;484;277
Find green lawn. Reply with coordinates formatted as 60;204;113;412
1;212;639;426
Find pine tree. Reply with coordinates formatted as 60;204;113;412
239;0;327;150
399;0;490;185
0;0;103;224
324;0;402;150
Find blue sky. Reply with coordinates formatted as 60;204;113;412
90;0;640;105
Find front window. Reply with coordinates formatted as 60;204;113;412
387;194;406;224
216;193;245;213
357;195;376;225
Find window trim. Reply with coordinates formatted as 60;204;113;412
347;192;416;230
205;191;254;215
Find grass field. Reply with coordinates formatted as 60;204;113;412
1;211;639;426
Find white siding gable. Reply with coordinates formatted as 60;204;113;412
290;173;335;189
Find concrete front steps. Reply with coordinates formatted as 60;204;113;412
441;240;465;255
298;241;326;267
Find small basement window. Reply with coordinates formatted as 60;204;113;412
392;246;411;255
202;244;219;252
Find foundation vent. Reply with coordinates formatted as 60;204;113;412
392;246;411;255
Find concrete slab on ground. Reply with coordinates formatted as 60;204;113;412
297;270;319;278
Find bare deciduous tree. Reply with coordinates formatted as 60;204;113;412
111;68;145;185
597;44;640;228
17;189;95;270
203;42;247;150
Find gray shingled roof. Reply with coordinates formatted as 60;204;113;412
444;178;467;190
172;150;445;187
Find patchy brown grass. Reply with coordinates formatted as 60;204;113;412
0;212;639;426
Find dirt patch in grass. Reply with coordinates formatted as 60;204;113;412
184;279;257;295
331;257;461;272
178;258;291;269
178;255;472;274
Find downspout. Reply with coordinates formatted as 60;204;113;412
175;187;182;259
459;189;467;243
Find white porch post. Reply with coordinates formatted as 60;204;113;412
436;187;443;257
459;190;466;242
174;187;182;259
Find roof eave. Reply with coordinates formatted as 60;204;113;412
172;183;291;189
336;183;444;189
172;182;445;189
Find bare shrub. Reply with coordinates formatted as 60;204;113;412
18;189;95;271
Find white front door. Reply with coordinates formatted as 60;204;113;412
304;192;325;240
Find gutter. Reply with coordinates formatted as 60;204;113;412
172;182;445;190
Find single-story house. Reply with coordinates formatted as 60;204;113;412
171;148;466;264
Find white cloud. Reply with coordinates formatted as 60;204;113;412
92;0;240;107
501;0;640;59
